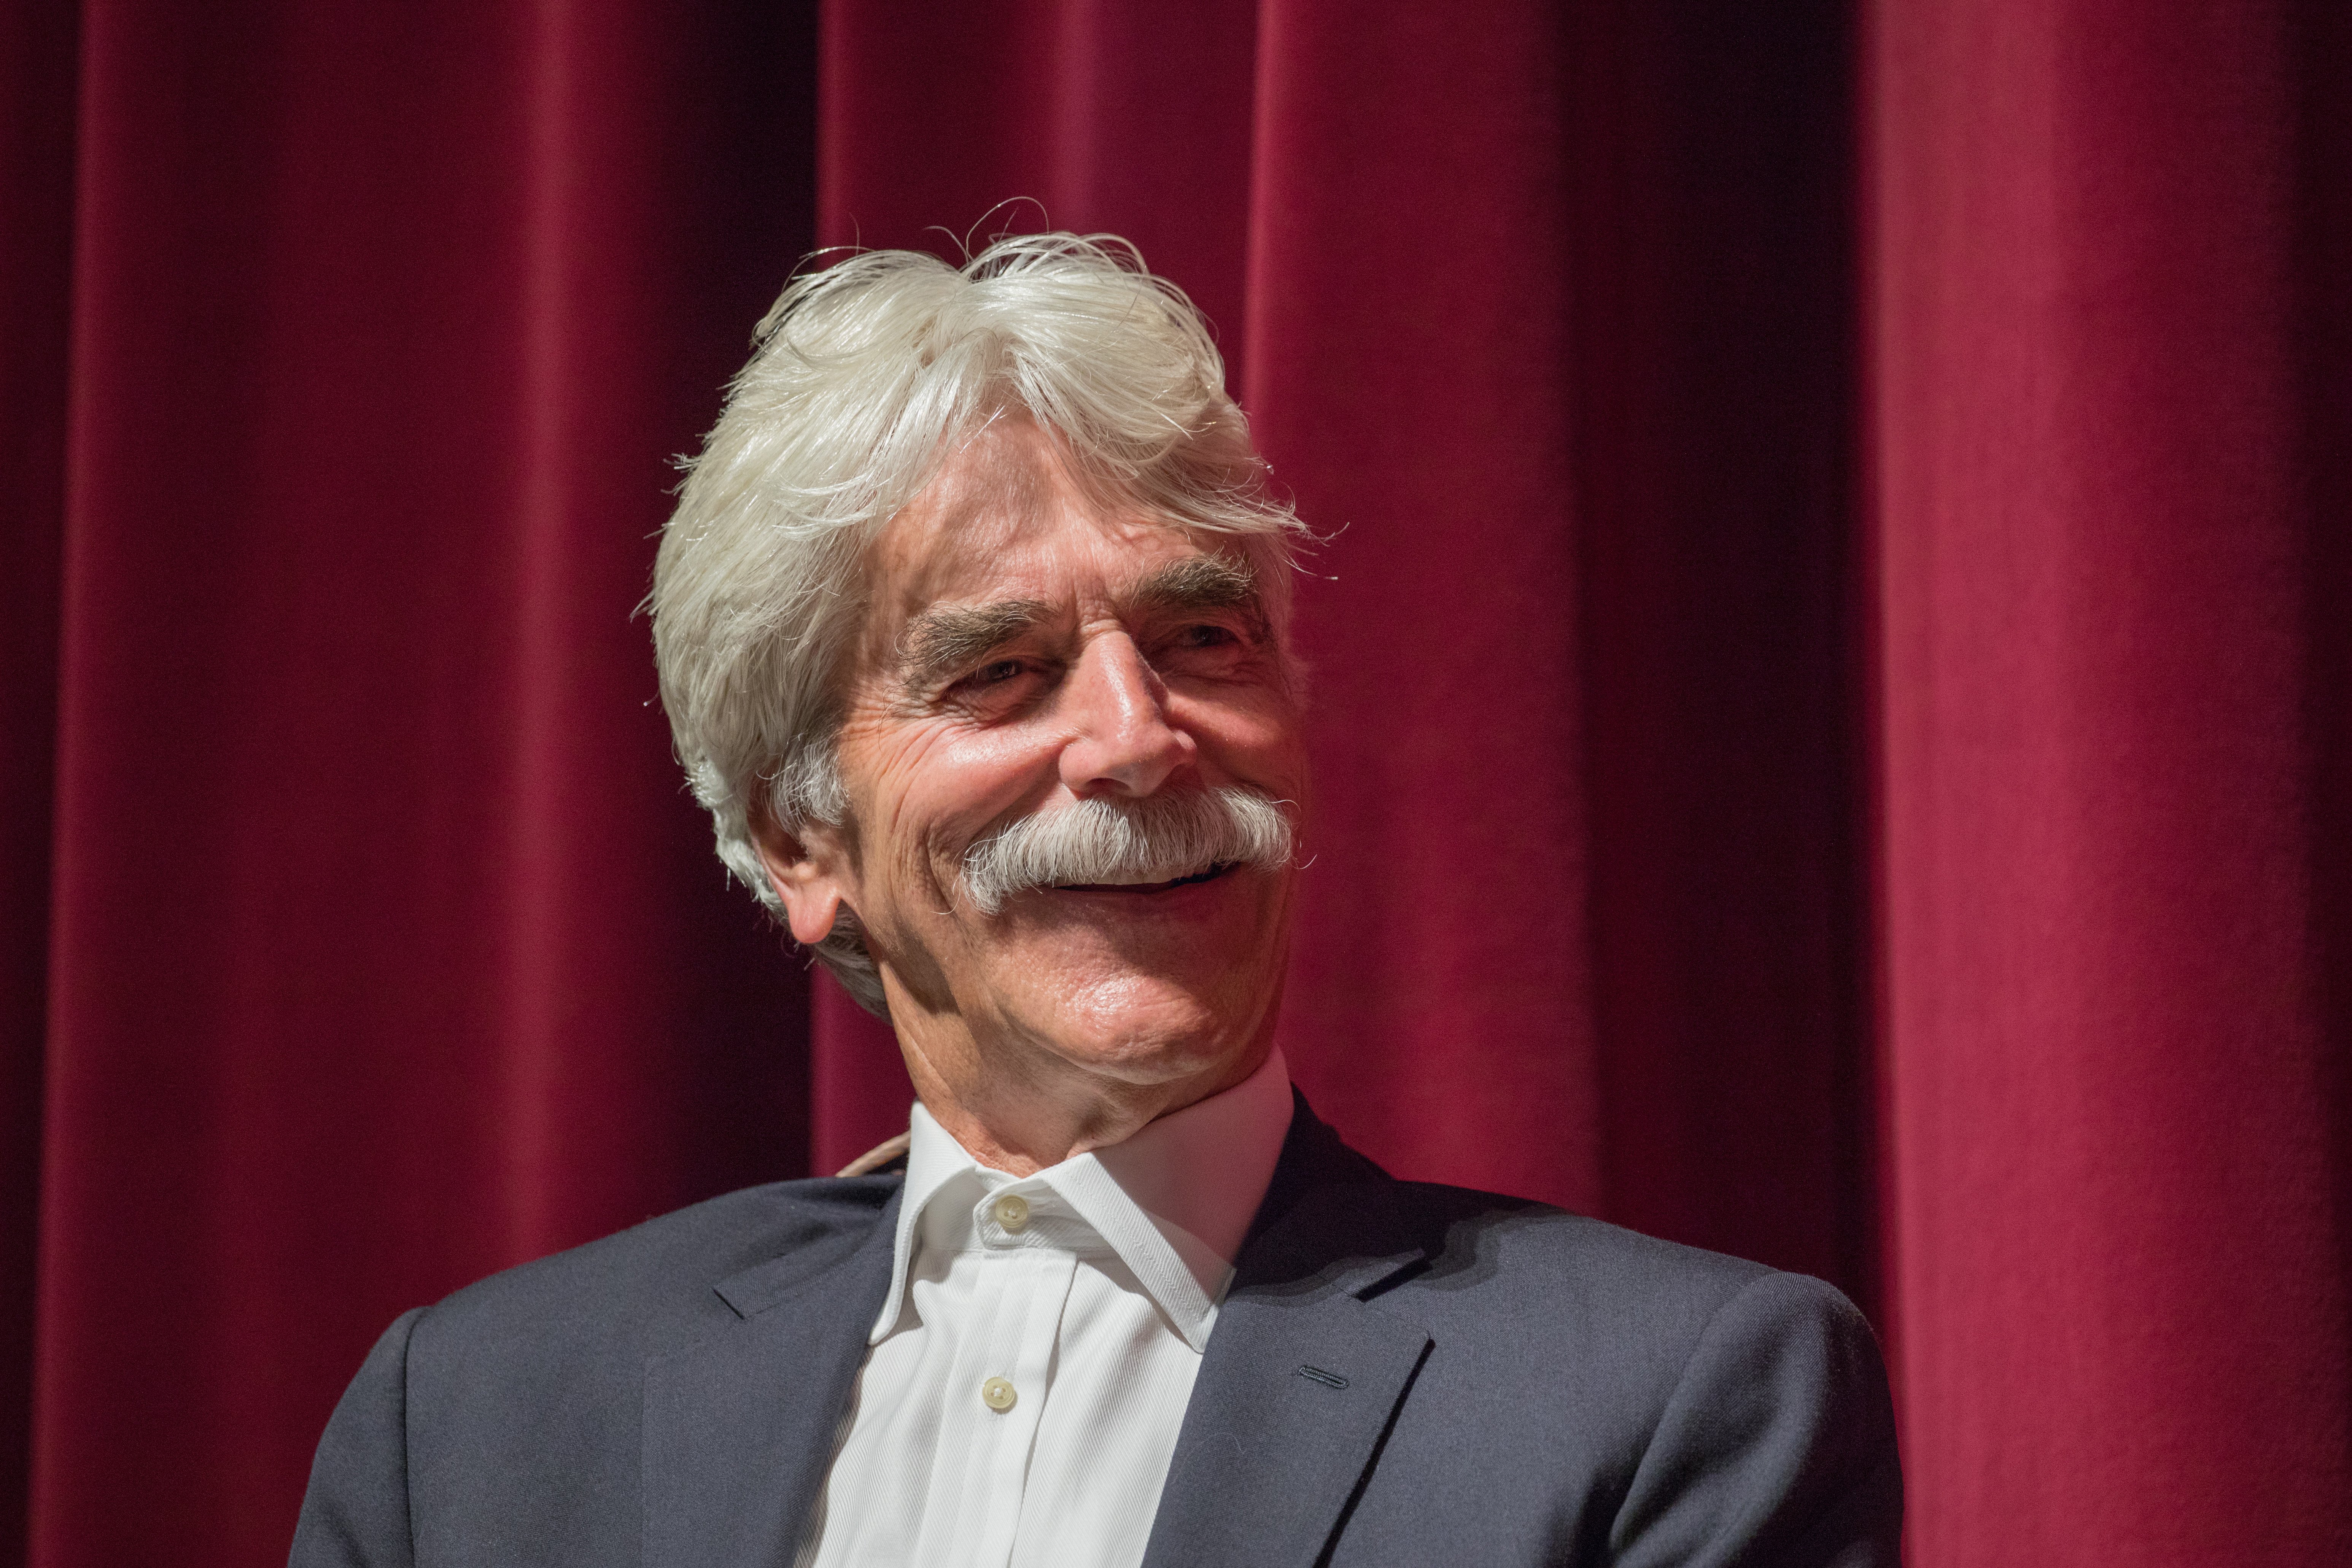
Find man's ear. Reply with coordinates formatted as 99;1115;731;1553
749;808;854;948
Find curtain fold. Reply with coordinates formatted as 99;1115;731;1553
1867;0;2352;1556
1242;0;1598;1210
0;5;79;1557
3;2;2346;1565
15;4;820;1564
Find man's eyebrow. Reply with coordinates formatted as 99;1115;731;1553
897;599;1054;687
1125;554;1262;618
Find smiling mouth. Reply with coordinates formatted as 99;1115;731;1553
1051;862;1238;896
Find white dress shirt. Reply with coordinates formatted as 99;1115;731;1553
798;1047;1295;1568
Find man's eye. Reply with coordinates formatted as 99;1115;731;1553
969;659;1026;686
1177;624;1236;649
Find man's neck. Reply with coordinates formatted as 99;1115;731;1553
893;1022;1277;1176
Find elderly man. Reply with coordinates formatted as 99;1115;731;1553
292;235;1900;1567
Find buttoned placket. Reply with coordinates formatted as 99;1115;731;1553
949;1173;1079;1568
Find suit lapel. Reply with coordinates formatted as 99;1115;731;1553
641;1188;900;1568
1142;1102;1436;1568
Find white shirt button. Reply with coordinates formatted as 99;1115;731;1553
981;1376;1018;1412
992;1194;1030;1232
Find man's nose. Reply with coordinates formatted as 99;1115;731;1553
1057;633;1193;798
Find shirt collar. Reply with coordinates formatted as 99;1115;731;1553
870;1046;1294;1353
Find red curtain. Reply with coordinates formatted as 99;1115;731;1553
1;1;77;1557
1869;3;2352;1557
7;3;822;1562
5;3;2347;1566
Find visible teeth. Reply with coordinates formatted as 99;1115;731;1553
1055;862;1226;892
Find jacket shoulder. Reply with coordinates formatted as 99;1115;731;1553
1262;1103;1816;1353
1378;1178;1859;1366
412;1174;898;1354
1394;1179;1773;1298
297;1178;900;1567
1322;1182;1899;1565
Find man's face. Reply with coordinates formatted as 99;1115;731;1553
767;415;1307;1093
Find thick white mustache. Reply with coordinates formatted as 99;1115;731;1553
961;787;1294;916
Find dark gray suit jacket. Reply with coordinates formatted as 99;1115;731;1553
292;1096;1900;1566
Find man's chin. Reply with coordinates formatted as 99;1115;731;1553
1018;1003;1260;1088
968;946;1277;1083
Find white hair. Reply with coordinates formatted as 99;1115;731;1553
649;232;1304;1013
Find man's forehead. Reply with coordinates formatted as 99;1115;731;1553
875;517;1243;616
864;421;1242;625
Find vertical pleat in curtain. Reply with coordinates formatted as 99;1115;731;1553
17;3;821;1563
3;2;2347;1565
0;3;78;1558
1868;1;2352;1556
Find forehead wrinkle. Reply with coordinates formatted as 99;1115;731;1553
928;448;1046;539
872;418;1079;609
